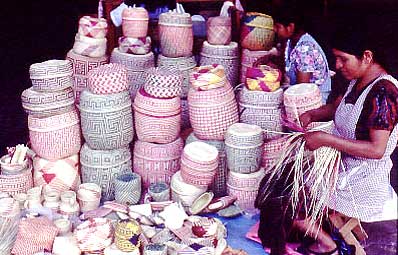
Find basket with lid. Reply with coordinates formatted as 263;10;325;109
122;7;149;38
29;60;74;92
206;16;231;45
240;12;275;51
87;63;129;95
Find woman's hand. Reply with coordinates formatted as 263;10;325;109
299;111;313;129
303;131;327;150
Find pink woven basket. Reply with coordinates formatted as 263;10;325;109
133;88;181;144
78;16;108;39
261;136;289;172
122;7;149;38
207;16;231;45
88;63;128;94
133;137;184;189
0;166;33;196
240;48;273;83
28;109;81;160
143;67;183;98
73;33;107;58
119;36;151;55
159;12;193;57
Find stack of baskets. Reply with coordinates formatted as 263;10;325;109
79;63;135;202
67;15;109;105
20;59;81;194
111;6;155;100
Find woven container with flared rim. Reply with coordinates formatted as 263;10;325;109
78;16;108;39
240;12;275;51
29;60;73;92
122;7;149;38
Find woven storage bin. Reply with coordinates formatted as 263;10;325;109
77;182;101;212
33;154;80;193
122;7;149;38
207;16;231;45
240;48;272;83
180;141;219;188
200;41;240;88
115;173;141;205
21;87;75;117
148;182;170;202
261;136;289;173
186;132;227;197
78;16;108;39
225;123;263;174
110;48;155;99
143;67;182;98
119;36;151;55
157;54;197;98
29;60;73;92
79;90;134;150
28;109;81;160
88;63;128;94
238;86;283;139
240;12;275;51
73;33;107;58
227;169;265;211
133;88;181;144
159;12;193;57
188;83;239;140
0;167;33;196
80;143;132;201
170;171;207;207
133;137;183;189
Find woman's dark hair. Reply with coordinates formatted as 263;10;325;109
270;0;308;31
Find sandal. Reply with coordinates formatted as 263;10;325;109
305;246;338;255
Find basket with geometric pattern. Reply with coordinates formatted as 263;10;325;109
78;16;108;39
240;12;275;51
143;67;182;98
29;60;74;92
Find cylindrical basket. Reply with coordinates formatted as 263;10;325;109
0;154;32;176
122;7;149;38
115;173;142;205
73;33;107;58
77;182;102;212
29;60;74;92
143;67;182;98
119;36;152;55
240;48;273;83
170;171;207;207
0;167;33;196
148;182;170;202
78;16;108;39
240;12;275;51
207;16;231;45
87;63;128;94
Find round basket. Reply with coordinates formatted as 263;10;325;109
77;182;102;212
88;63;128;94
29;60;73;92
245;65;281;92
79;90;134;150
159;12;193;57
33;154;81;193
80;143;132;201
0;154;32;176
207;16;231;45
133;88;180;144
144;244;167;255
188;83;239;140
148;182;170;202
240;48;273;83
170;171;207;207
190;64;227;91
0;167;33;196
21;86;75;117
133;137;183;189
200;41;240;88
73;33;107;58
78;16;108;39
240;12;275;51
119;36;151;55
122;7;149;38
157;54;197;98
28;109;81;160
143;67;182;98
261;136;289;173
225;123;263;174
115;173;141;205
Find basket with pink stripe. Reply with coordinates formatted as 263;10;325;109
159;12;193;57
29;60;73;92
88;63;128;94
207;16;231;45
78;16;108;39
28;109;81;160
74;218;113;253
190;64;227;91
227;169;265;211
188;83;239;140
119;36;152;55
180;141;219;188
133;137;183;189
133;88;181;144
143;67;183;98
171;171;207;207
240;48;273;83
261;136;289;173
0;166;33;196
122;7;149;38
73;33;107;58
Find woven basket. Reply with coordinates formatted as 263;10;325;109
77;182;102;212
122;7;149;38
133;137;183;189
73;33;107;58
190;64;227;91
28;109;81;160
240;12;275;51
200;41;240;88
74;218;113;252
245;65;281;92
80;143;132;201
159;12;193;57
170;171;207;207
225;123;263;174
0;155;31;176
226;169;265;211
188;83;239;140
119;36;151;55
88;63;128;94
148;182;170;202
240;48;273;83
207;16;231;45
33;154;80;193
0;167;33;196
79;90;134;150
143;67;182;98
21;86;75;117
133;88;181;144
78;16;108;39
261;136;289;173
29;60;73;92
115;173;141;205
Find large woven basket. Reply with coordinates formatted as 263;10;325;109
188;83;239;140
133;88;181;144
78;16;108;39
261;136;289;173
143;67;182;98
87;63;128;94
0;167;33;196
133;137;183;190
29;60;73;92
238;86;283;139
240;12;275;51
207;16;231;46
200;41;240;88
170;171;207;207
159;12;193;57
240;48;273;83
157;54;197;98
28;109;81;160
122;7;149;38
225;123;263;174
79;90;134;150
73;33;107;58
119;36;152;55
80;143;132;201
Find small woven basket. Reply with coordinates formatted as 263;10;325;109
73;33;107;58
78;16;108;39
29;60;73;92
87;63;129;94
122;7;149;38
170;171;207;207
115;173;141;205
207;16;231;45
143;67;182;98
148;182;170;202
240;12;275;51
119;36;151;55
0;167;33;196
240;48;273;83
